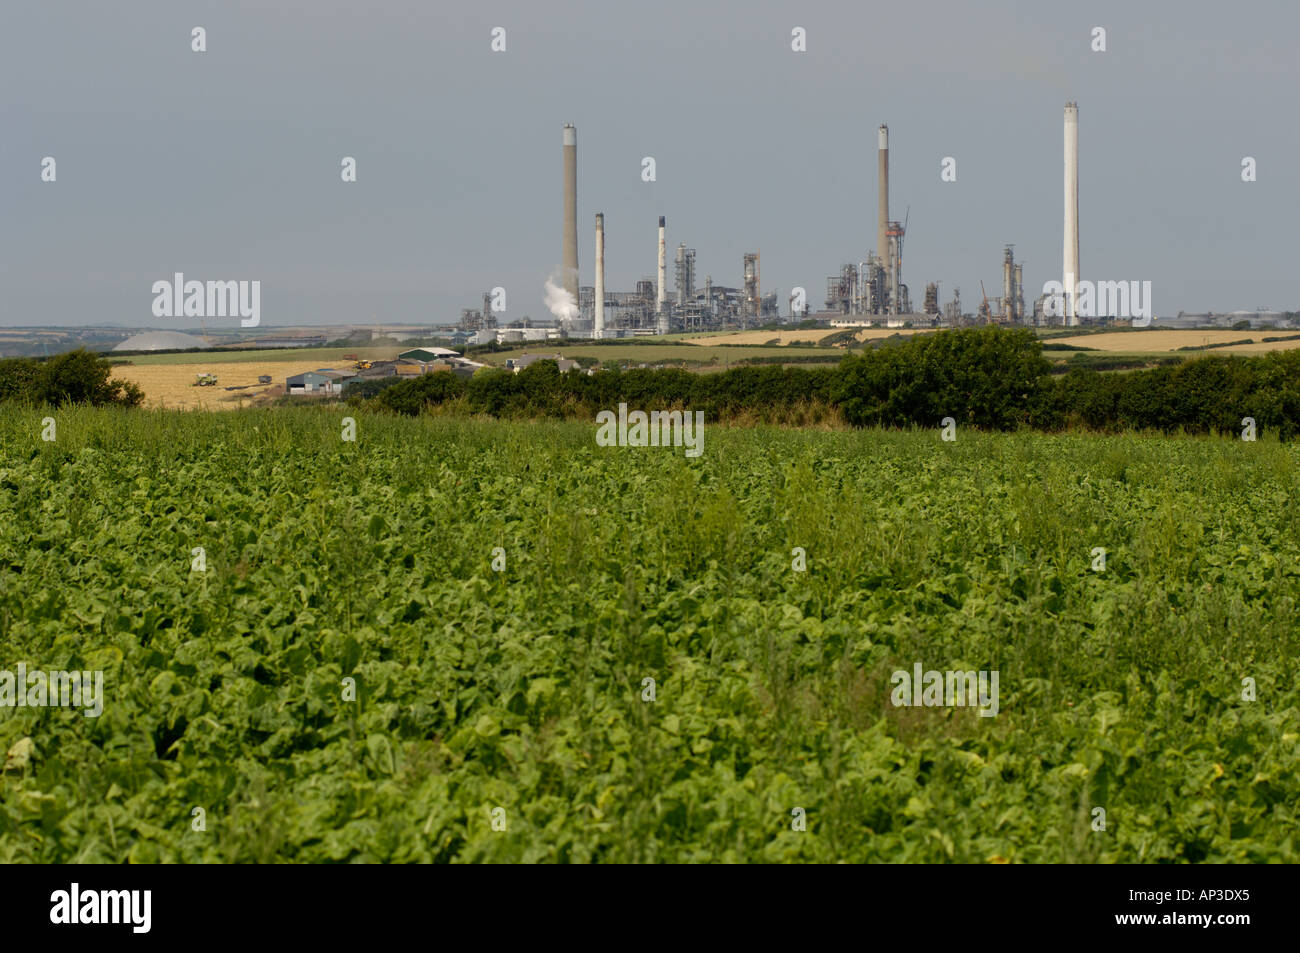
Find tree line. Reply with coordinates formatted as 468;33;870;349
6;333;1299;439
360;327;1300;439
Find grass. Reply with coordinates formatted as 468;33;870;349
1;409;1297;862
120;345;403;366
473;344;844;366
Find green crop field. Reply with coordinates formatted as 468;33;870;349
1;408;1297;862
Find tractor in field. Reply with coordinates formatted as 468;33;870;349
257;375;272;384
193;372;218;387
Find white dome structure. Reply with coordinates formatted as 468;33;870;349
113;331;210;352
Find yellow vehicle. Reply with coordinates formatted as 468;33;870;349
193;372;218;386
353;360;373;370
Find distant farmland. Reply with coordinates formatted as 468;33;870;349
121;345;404;366
117;342;846;369
1047;329;1300;355
108;360;332;410
102;327;1300;411
678;328;932;346
473;344;844;366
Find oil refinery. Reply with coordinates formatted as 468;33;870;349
457;105;1094;338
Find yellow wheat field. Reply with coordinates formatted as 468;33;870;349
111;360;344;410
1050;330;1300;354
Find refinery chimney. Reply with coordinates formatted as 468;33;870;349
562;124;579;302
675;243;686;307
594;213;605;338
1063;103;1080;325
657;216;667;312
1003;245;1014;322
1014;263;1024;323
877;125;891;308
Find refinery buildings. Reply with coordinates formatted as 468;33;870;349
457;105;1163;337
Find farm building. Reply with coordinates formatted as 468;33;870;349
505;353;579;374
397;347;460;364
427;359;488;380
286;372;332;394
316;368;359;386
286;369;357;394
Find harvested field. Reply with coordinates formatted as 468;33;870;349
111;360;343;410
1051;329;1300;354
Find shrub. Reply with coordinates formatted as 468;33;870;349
0;357;44;403
0;349;143;407
832;326;1051;429
376;371;467;416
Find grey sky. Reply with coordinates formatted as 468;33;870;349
3;0;1297;327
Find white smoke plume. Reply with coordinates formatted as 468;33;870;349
543;272;579;326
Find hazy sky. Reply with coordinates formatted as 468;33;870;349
3;0;1297;327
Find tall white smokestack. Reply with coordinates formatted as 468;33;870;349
1063;103;1080;326
594;213;605;338
562;124;578;302
877;125;891;310
657;215;667;312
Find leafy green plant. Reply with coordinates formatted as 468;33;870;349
0;407;1296;862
